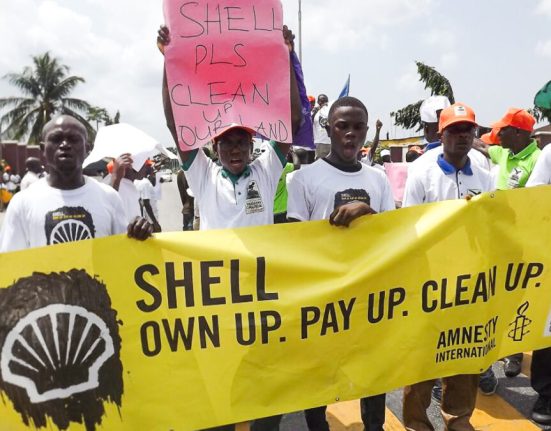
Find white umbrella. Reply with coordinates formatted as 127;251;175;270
84;123;177;170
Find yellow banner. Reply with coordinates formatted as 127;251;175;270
1;187;551;430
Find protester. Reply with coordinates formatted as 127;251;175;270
159;25;302;231
475;108;540;379
311;93;328;119
0;115;152;252
159;23;302;431
402;103;493;431
488;108;539;190
525;145;551;425
360;120;383;166
273;148;300;224
106;153;152;223
410;96;490;173
135;171;162;232
313;94;331;159
20;157;45;190
176;169;194;231
380;149;391;164
287;96;394;431
308;95;316;111
405;146;423;162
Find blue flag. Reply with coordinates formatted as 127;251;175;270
338;75;350;99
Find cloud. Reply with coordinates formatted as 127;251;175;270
537;0;551;17
281;0;433;52
0;0;167;143
423;28;456;47
440;52;458;68
536;40;551;57
396;63;423;93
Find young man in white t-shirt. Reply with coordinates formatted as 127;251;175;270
0;116;153;253
524;153;551;426
287;96;394;431
402;103;492;431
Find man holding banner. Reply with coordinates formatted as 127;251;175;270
525;157;551;425
0;115;154;252
402;103;493;431
159;1;303;428
287;96;395;431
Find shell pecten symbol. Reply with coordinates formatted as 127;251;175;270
1;304;115;403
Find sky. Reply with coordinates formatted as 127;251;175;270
0;0;549;146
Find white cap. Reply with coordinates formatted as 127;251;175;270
420;95;451;123
380;149;391;157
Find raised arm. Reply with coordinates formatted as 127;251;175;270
369;120;383;165
277;25;303;156
158;26;195;163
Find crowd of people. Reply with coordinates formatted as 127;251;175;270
0;22;549;431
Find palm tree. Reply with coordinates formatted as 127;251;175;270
86;106;109;130
0;52;94;145
391;61;455;132
87;107;121;131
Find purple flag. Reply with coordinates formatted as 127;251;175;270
290;51;314;149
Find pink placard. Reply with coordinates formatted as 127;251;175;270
383;162;409;202
163;0;291;150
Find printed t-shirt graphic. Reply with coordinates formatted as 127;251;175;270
45;206;96;245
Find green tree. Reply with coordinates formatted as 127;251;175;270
104;110;121;126
0;52;94;144
87;107;121;129
391;61;455;131
529;106;551;124
86;106;109;130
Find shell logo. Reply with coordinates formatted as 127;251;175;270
1;304;115;403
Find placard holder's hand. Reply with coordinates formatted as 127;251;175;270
157;25;170;55
283;25;295;53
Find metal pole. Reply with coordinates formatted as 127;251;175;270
298;0;302;63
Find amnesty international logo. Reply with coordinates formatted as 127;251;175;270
508;301;532;342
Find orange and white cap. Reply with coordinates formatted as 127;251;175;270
438;103;477;134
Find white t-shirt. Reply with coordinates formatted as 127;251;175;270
409;145;491;174
134;178;158;222
20;171;42;191
526;144;551;186
313;105;331;145
0;177;127;252
135;178;155;200
402;156;493;207
286;159;395;221
103;175;141;223
184;142;285;230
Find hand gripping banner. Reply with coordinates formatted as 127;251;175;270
1;187;551;430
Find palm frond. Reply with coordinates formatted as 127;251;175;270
0;96;33;110
391;100;424;131
392;61;455;130
48;76;85;100
62;97;92;113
